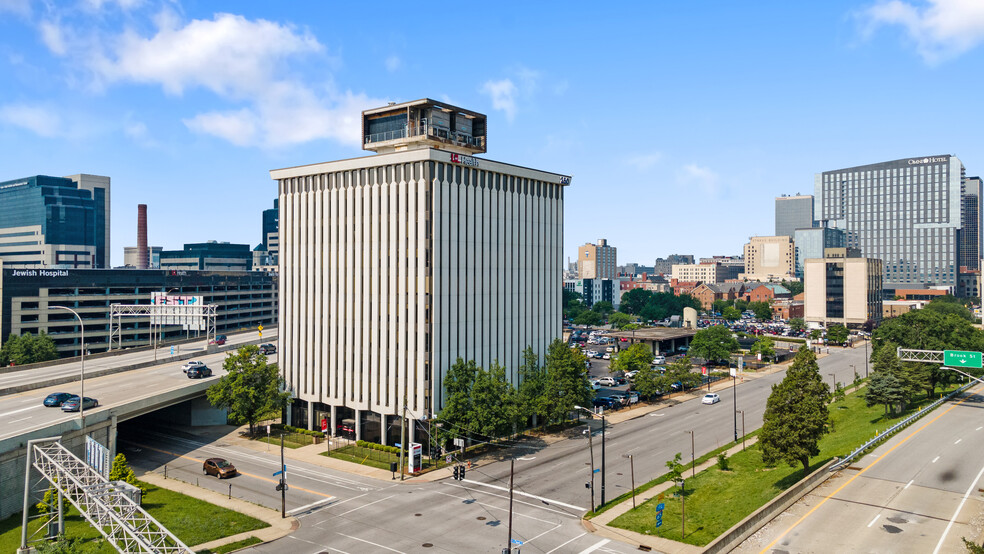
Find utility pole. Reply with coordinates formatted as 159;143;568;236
623;454;636;508
587;424;596;510
601;413;607;506
506;459;515;553
732;372;738;443
280;433;286;518
399;399;407;481
687;430;695;477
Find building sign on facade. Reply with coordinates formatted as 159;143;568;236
449;153;480;167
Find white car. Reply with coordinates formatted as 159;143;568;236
182;361;207;373
597;376;616;386
702;393;721;405
591;380;602;391
652;355;665;365
602;353;611;360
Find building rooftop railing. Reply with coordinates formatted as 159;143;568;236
365;124;486;150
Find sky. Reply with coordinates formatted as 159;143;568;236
2;1;984;267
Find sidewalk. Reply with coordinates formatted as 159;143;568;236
584;437;761;554
139;472;297;552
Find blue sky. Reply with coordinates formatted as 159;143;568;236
2;1;984;267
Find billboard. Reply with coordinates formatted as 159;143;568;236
150;292;206;330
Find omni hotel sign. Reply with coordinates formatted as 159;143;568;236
908;156;948;165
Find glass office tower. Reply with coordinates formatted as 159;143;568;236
794;227;846;278
814;155;967;289
775;195;815;238
960;176;982;271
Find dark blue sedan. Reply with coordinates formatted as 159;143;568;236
43;392;74;407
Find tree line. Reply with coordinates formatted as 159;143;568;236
1;332;59;366
436;339;593;446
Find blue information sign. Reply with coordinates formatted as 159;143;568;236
655;503;665;511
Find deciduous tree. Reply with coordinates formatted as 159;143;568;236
759;347;831;474
206;345;291;436
750;336;776;362
689;325;739;365
608;312;633;330
543;340;592;423
826;324;849;345
749;301;773;321
609;343;653;374
1;332;59;366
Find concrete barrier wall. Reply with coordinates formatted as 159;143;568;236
703;459;837;554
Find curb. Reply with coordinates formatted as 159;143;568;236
138;472;297;551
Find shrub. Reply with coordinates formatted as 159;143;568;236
717;452;730;471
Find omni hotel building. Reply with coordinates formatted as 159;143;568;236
270;99;569;444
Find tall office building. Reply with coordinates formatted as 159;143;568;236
804;247;883;327
578;239;617;279
743;236;796;282
271;98;569;444
775;194;815;238
262;199;279;256
960;176;982;271
815;155;969;289
0;174;110;268
159;241;253;271
793;227;845;279
654;254;694;276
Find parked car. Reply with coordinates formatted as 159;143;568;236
625;370;639;380
182;360;207;373
615;377;627;385
61;396;98;412
186;365;212;379
602;353;611;360
592;397;617;410
652;355;666;365
259;343;277;355
605;346;615;353
701;393;721;405
590;380;602;391
208;334;227;346
597;376;616;386
43;392;74;407
203;458;237;478
608;393;629;406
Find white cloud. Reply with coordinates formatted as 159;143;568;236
0;103;61;137
862;0;984;62
0;0;31;16
385;55;401;72
481;78;519;121
40;10;385;148
626;152;663;171
39;20;68;56
83;0;144;11
678;163;721;197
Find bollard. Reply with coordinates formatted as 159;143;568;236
164;465;167;479
228;484;232;499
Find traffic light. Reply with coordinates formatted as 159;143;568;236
460;465;466;480
453;466;460;480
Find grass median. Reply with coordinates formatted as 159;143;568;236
607;383;961;546
0;481;269;552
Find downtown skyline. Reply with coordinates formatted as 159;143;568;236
1;1;983;264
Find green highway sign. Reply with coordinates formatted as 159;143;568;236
943;350;983;368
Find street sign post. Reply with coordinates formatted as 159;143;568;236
943;350;982;368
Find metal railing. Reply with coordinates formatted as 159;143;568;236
365;124;485;149
829;382;973;471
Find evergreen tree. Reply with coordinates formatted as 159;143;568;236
759;347;831;474
865;371;906;415
109;453;145;493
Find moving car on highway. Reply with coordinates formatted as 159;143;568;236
259;343;277;355
43;392;74;407
182;361;207;373
186;365;212;379
701;393;721;404
61;396;98;412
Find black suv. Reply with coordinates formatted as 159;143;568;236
259;343;277;355
187;365;212;379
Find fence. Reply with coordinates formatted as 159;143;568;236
828;382;973;471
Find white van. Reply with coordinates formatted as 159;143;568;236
651;355;665;365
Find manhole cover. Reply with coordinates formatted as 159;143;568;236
414;513;422;517
422;543;433;548
477;516;486;520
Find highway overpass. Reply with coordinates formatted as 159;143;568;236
0;329;277;519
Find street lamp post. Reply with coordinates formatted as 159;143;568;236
736;409;746;450
686;430;695;477
575;406;607;506
829;372;836;389
732;372;738;443
864;338;869;378
51;306;85;431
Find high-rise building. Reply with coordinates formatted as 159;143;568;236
960;176;982;271
671;262;728;283
698;256;744;280
654;254;694;276
804;247;883;327
0;174;110;268
775;194;815;238
270;98;568;444
793;228;845;279
815;155;969;290
262;198;279;260
159;241;253;271
743;236;796;282
123;246;162;268
578;239;617;279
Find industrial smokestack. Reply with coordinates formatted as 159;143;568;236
137;204;148;269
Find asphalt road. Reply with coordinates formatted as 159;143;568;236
472;345;870;512
0;328;277;390
737;383;984;554
0;344;277;441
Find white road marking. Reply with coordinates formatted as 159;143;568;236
336;532;406;554
933;462;984;554
954;439;962;445
287;496;336;516
932;456;940;463
546;532;586;553
649;413;665;417
0;406;36;418
335;494;395;517
904;479;914;490
976;426;982;431
462;479;587;511
577;538;611;554
433;490;557;523
868;514;880;527
521;522;563;546
10;416;32;423
518;456;536;461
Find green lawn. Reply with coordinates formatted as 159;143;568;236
0;481;269;552
323;444;435;472
608;384;960;546
197;536;263;554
